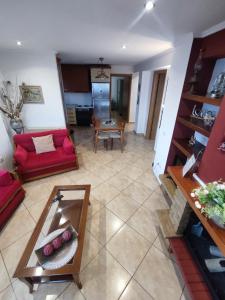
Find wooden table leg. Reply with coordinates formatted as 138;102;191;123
20;278;34;293
73;273;82;289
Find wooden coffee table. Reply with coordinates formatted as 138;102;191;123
13;184;91;292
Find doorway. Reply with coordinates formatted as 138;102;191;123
146;69;167;140
110;74;132;122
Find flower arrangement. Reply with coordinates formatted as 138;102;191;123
0;81;23;120
191;181;225;228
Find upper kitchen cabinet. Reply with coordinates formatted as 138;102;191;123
61;64;91;93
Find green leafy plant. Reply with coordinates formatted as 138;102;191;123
191;181;225;225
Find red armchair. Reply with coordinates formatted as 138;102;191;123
0;170;25;230
13;129;79;182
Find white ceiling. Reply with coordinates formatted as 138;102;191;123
0;0;225;65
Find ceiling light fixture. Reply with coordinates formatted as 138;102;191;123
17;41;22;46
145;1;154;11
122;45;127;50
96;57;109;80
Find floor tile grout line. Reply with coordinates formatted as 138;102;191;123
0;251;12;294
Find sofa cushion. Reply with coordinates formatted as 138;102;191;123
14;145;28;166
0;180;22;213
63;137;74;155
0;170;13;186
32;134;56;154
17;147;76;173
13;129;68;152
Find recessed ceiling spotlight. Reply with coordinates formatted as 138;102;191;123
122;44;127;50
17;41;22;46
145;1;154;11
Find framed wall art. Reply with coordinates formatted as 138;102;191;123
19;84;44;104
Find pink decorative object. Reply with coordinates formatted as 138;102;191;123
43;244;54;257
62;230;72;242
52;237;63;250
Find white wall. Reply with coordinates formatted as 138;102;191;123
0;71;14;169
129;73;139;123
0;50;66;130
111;65;133;74
153;33;194;178
135;71;152;133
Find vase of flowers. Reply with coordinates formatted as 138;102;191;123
0;81;24;134
191;181;225;229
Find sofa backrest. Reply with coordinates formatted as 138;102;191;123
13;129;68;152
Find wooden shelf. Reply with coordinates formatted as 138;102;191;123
159;174;176;201
167;166;225;256
182;92;222;107
177;116;211;137
172;138;205;158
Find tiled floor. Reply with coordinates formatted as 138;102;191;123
0;125;186;300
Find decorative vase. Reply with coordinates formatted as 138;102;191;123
10;119;24;134
211;216;225;229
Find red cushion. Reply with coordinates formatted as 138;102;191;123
14;145;28;166
0;180;22;212
17;147;76;173
63;137;74;154
0;170;13;186
13;129;68;151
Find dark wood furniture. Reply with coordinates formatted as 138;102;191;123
61;64;91;93
14;184;91;291
166;29;225;184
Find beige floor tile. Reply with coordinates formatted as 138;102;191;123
0;254;10;291
76;173;103;188
87;208;124;245
105;160;130;172
143;191;169;211
106;193;140;222
92;182;120;204
123;182;152;204
23;183;50;208
46;174;73;188
80;248;131;300
127;206;158;243
136;170;159;190
90;165;117;181
119;165;144;180
134;246;182;300
81;231;103;271
119;279;153;300
107;224;150;275
0;285;16;300
12;279;69;300
28;198;47;222
0;208;35;250
58;283;85;300
88;195;104;219
132;157;152;171
2;231;33;280
66;169;90;184
109;173;133;191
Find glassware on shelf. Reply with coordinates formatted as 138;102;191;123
208;72;225;99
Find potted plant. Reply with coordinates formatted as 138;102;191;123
0;81;24;133
191;181;225;229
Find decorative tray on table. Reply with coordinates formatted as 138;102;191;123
35;225;78;270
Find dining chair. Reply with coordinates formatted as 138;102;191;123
110;122;125;152
94;129;110;152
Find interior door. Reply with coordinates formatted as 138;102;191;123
146;70;167;140
117;79;124;116
122;76;131;121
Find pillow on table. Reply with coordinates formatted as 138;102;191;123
63;136;74;154
32;134;56;154
14;145;28;166
0;170;13;186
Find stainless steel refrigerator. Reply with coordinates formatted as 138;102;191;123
92;83;110;119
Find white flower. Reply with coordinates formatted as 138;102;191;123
213;181;218;185
191;192;196;198
195;201;202;209
217;184;225;190
203;189;209;195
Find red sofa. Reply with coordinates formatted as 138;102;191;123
0;170;25;230
13;129;79;182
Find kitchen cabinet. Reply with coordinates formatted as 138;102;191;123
61;64;91;93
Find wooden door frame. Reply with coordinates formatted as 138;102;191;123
146;69;167;139
110;73;132;122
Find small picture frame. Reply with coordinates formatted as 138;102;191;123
20;84;44;104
